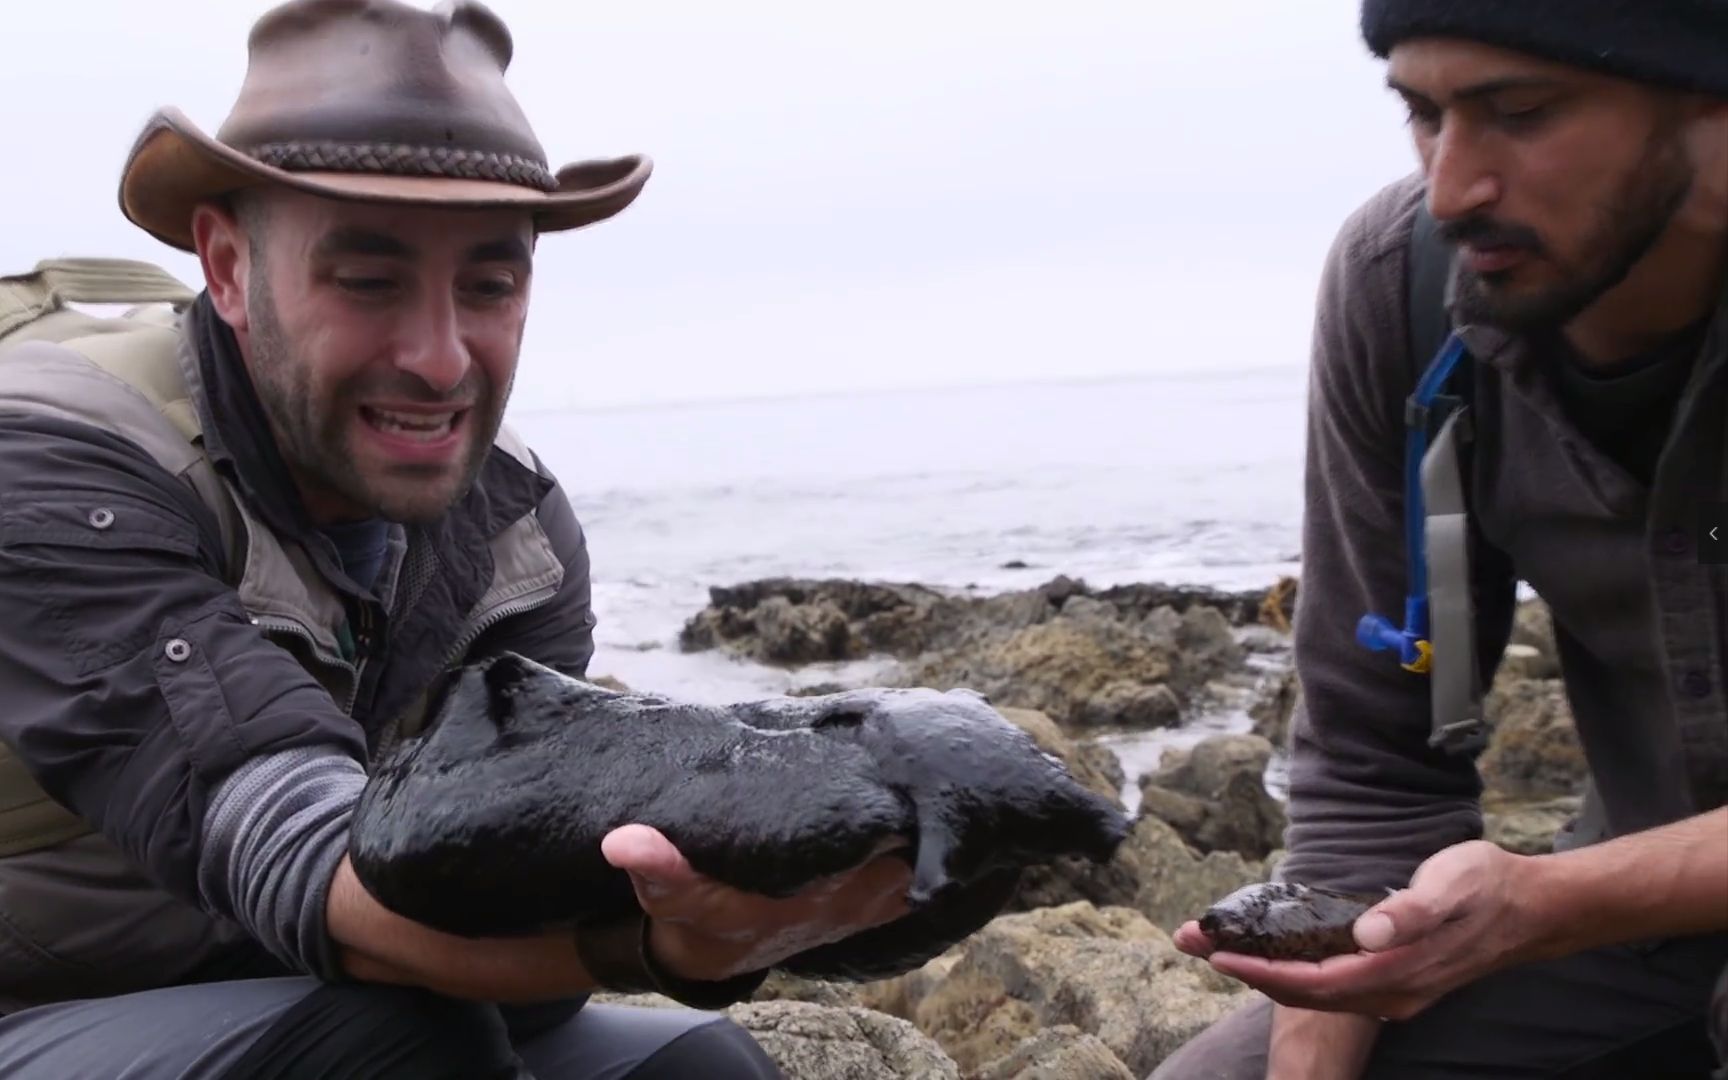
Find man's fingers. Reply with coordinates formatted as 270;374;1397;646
601;824;698;897
1172;921;1213;957
1356;889;1453;952
1355;910;1399;952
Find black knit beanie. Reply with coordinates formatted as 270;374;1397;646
1361;0;1728;100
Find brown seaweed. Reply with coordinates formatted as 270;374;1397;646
349;652;1130;980
1199;882;1383;962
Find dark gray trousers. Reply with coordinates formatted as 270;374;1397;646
0;976;781;1079
1152;934;1728;1080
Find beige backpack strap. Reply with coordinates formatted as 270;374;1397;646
0;262;226;860
1;258;196;343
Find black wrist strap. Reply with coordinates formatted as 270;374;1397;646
574;911;769;1011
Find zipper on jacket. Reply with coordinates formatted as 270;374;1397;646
439;588;560;672
251;614;354;674
251;613;362;713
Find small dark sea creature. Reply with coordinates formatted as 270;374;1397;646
350;653;1130;980
1199;882;1383;961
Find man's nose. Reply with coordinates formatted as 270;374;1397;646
394;292;472;395
1423;118;1500;225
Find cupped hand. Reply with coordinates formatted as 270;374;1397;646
601;823;913;982
1173;840;1549;1021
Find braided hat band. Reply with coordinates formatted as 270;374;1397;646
246;141;560;193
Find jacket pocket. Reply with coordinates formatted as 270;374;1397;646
0;488;203;676
0;489;199;557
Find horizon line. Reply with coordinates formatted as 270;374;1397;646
506;363;1307;419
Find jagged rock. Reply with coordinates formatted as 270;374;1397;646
910;616;1176;730
679;576;1263;731
752;596;854;663
976;1027;1135;1080
1484;794;1583;856
1076;681;1183;728
1006;815;1263;934
1498;644;1551;680
1249;669;1299;751
1138;736;1286;861
1075;739;1127;805
596;993;960;1079
1508;598;1560;678
1094;581;1290;628
751;971;863;1008
1480;677;1586;802
861;902;1250;1077
728;1002;961;1079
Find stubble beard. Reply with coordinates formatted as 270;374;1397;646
1449;125;1695;335
244;276;503;525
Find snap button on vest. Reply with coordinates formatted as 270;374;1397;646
165;639;192;663
89;508;116;529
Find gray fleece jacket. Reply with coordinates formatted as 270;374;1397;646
1279;171;1727;895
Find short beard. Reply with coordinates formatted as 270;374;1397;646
1447;122;1694;334
243;268;500;526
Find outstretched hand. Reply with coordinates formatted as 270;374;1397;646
1174;840;1549;1021
601;823;913;982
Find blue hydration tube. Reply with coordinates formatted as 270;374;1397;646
1355;334;1471;674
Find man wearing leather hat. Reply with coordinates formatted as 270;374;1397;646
1156;1;1728;1077
0;1;919;1076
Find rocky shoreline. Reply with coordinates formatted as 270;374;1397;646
598;575;1588;1078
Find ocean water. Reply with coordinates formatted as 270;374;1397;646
506;367;1310;728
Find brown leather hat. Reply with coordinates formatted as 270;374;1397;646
119;0;652;252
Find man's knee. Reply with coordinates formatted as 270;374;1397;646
1147;997;1272;1080
221;982;522;1080
627;1015;783;1080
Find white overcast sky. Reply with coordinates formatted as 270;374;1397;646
3;1;1418;409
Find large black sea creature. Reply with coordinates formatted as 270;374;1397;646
350;652;1130;980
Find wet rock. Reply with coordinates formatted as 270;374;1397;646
1075;739;1127;805
976;1027;1135;1080
755;596;854;664
1007;815;1263;934
1076;681;1183;728
1171;605;1245;687
350;654;1127;981
1094;580;1292;628
679;576;1272;738
861;902;1250;1077
910;616;1176;730
1138;736;1286;860
1249;668;1299;751
588;675;631;692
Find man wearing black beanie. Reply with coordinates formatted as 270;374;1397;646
1155;2;1728;1078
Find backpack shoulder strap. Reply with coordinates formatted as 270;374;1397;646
1405;201;1490;754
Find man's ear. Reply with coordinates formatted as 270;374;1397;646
191;199;251;334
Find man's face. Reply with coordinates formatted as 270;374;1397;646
231;192;535;524
1388;39;1698;333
